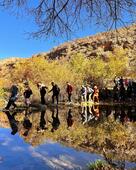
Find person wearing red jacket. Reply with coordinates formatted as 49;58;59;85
66;82;73;103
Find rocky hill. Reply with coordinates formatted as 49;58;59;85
33;24;136;67
0;58;25;78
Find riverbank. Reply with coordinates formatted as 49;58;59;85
1;100;136;112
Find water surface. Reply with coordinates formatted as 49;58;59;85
0;104;136;170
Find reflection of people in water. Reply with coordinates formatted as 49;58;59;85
23;109;32;136
4;111;18;135
80;106;95;124
92;105;100;120
37;106;48;132
51;106;60;132
121;106;136;124
127;106;136;122
80;106;86;124
113;106;136;124
67;109;74;129
114;106;120;121
105;105;112;117
120;106;128;124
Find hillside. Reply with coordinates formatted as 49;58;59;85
33;24;136;67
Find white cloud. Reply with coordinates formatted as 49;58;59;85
30;149;82;170
0;137;13;146
11;146;25;152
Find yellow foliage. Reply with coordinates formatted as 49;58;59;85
0;47;131;100
105;48;128;79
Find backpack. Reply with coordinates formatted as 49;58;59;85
40;86;46;95
55;85;60;94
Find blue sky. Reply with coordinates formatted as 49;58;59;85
0;7;133;59
0;9;104;59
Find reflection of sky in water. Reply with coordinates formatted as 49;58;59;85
0;128;102;170
0;124;136;170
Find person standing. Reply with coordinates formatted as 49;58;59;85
92;85;99;103
66;82;73;103
24;86;33;107
86;85;94;102
37;83;48;105
119;84;126;102
113;85;119;102
5;84;18;110
80;85;87;102
49;82;60;104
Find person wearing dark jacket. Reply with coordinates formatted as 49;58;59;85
5;84;18;110
49;82;60;104
24;86;33;107
37;83;48;105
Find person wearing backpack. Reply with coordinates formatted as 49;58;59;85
5;84;19;110
66;82;73;103
49;82;60;104
37;83;48;105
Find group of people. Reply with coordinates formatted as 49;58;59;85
113;77;136;102
4;76;136;111
5;81;60;110
4;81;99;110
80;85;99;103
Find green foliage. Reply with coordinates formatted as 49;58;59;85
87;160;107;170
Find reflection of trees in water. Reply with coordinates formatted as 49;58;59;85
2;105;136;164
103;149;126;170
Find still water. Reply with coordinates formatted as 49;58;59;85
0;104;136;170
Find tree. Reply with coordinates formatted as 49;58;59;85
0;0;136;38
105;48;129;79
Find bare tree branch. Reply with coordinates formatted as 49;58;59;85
0;0;136;38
